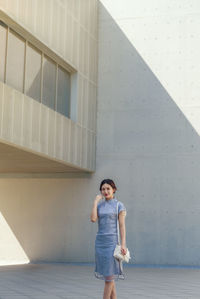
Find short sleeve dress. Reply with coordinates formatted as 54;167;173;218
94;196;126;282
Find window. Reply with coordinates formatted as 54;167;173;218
42;56;56;110
25;44;42;102
0;21;73;120
6;29;25;92
0;21;7;81
57;66;70;117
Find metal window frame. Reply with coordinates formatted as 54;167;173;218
25;42;42;102
0;12;75;119
5;27;26;93
57;65;71;118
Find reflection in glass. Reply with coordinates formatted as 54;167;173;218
57;66;70;117
1;22;73;120
42;56;56;109
25;44;41;102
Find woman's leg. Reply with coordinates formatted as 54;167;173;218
103;280;114;299
110;281;117;299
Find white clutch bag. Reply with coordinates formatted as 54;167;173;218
113;202;131;263
113;244;131;263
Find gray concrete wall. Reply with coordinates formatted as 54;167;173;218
1;0;200;267
95;0;200;266
0;178;97;264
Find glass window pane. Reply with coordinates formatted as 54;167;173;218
6;30;25;92
0;22;7;82
57;66;70;117
42;56;56;110
25;44;41;102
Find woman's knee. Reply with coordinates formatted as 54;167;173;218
105;276;114;283
105;280;114;289
105;281;114;285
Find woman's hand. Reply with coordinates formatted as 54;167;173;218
90;194;103;222
95;194;103;204
121;245;127;255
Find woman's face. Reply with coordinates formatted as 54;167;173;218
101;183;115;200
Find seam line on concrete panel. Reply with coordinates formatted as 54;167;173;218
99;12;200;22
0;172;94;178
69;6;97;41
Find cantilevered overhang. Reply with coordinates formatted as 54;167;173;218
0;7;96;175
0;83;95;175
0;140;92;176
0;10;96;175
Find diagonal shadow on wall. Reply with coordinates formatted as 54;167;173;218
0;1;200;266
95;2;200;266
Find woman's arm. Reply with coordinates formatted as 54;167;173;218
119;211;127;254
90;194;103;222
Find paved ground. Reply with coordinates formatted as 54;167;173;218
0;263;200;298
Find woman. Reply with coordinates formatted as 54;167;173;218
90;178;127;299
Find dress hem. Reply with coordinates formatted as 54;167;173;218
94;271;125;282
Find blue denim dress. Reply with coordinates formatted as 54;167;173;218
94;196;126;282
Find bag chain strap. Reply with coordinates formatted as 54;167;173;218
116;202;120;246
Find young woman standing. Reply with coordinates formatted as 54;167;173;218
90;179;127;299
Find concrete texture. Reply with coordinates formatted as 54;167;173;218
0;178;97;264
96;0;200;266
0;263;200;298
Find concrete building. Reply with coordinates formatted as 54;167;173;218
0;0;200;266
0;0;98;265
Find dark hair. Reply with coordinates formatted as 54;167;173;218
99;179;117;193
